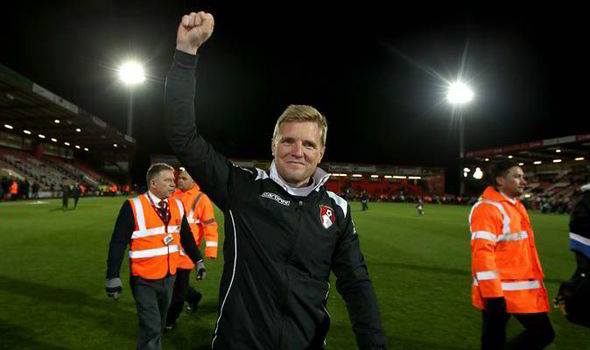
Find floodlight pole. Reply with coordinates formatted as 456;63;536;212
126;88;134;138
459;114;465;196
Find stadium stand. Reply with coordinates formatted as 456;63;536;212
464;134;590;212
0;63;135;200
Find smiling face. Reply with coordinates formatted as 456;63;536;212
271;121;325;188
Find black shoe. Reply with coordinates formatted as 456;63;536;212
187;293;203;314
164;323;175;333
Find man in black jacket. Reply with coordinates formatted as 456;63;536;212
165;11;386;350
556;182;590;327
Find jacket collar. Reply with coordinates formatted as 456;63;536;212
481;186;518;205
581;183;590;192
269;161;331;197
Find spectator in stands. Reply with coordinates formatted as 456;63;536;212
32;182;40;199
61;181;70;209
73;183;82;209
9;178;18;200
22;178;30;199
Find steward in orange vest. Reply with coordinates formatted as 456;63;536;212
105;163;205;350
166;170;218;329
470;160;554;349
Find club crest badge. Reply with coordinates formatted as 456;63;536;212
320;205;335;229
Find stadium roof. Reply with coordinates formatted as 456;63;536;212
0;63;135;153
465;134;589;166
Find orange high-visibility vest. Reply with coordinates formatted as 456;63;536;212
128;193;185;280
173;185;219;269
469;186;549;313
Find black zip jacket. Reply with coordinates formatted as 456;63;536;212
165;50;386;350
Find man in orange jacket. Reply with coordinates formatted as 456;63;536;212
165;169;219;330
469;160;554;349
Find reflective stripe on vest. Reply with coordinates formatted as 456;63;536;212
471;230;528;243
476;270;498;281
473;278;541;291
469;199;511;234
470;199;528;244
131;225;180;239
129;245;179;259
206;241;218;247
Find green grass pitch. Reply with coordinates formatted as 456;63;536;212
1;197;588;349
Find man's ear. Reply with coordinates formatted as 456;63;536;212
318;145;326;164
271;138;276;157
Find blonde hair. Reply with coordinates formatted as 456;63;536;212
272;105;328;145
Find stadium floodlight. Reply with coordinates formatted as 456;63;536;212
553;159;562;163
76;128;81;133
38;134;46;139
370;175;379;178
484;158;489;162
113;143;118;148
533;161;542;165
75;145;81;149
473;167;484;180
555;149;561;153
64;142;70;146
446;81;474;105
51;138;58;142
4;124;13;129
118;61;145;85
352;174;362;178
508;155;513;159
384;175;392;179
84;147;89;152
447;81;474;196
575;157;585;161
118;60;146;138
54;119;60;124
23;129;31;135
518;162;524;166
393;176;407;179
408;176;422;180
463;167;471;172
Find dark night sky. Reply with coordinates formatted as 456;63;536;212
2;1;589;189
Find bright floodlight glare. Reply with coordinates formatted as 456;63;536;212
473;167;484;180
118;61;146;85
447;81;474;104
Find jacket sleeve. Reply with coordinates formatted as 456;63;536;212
198;194;219;258
569;194;590;259
470;203;504;298
165;50;232;210
332;204;387;349
106;201;134;279
180;215;203;265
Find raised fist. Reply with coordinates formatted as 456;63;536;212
176;11;215;55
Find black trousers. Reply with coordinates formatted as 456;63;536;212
130;275;176;350
166;268;202;326
481;311;555;350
